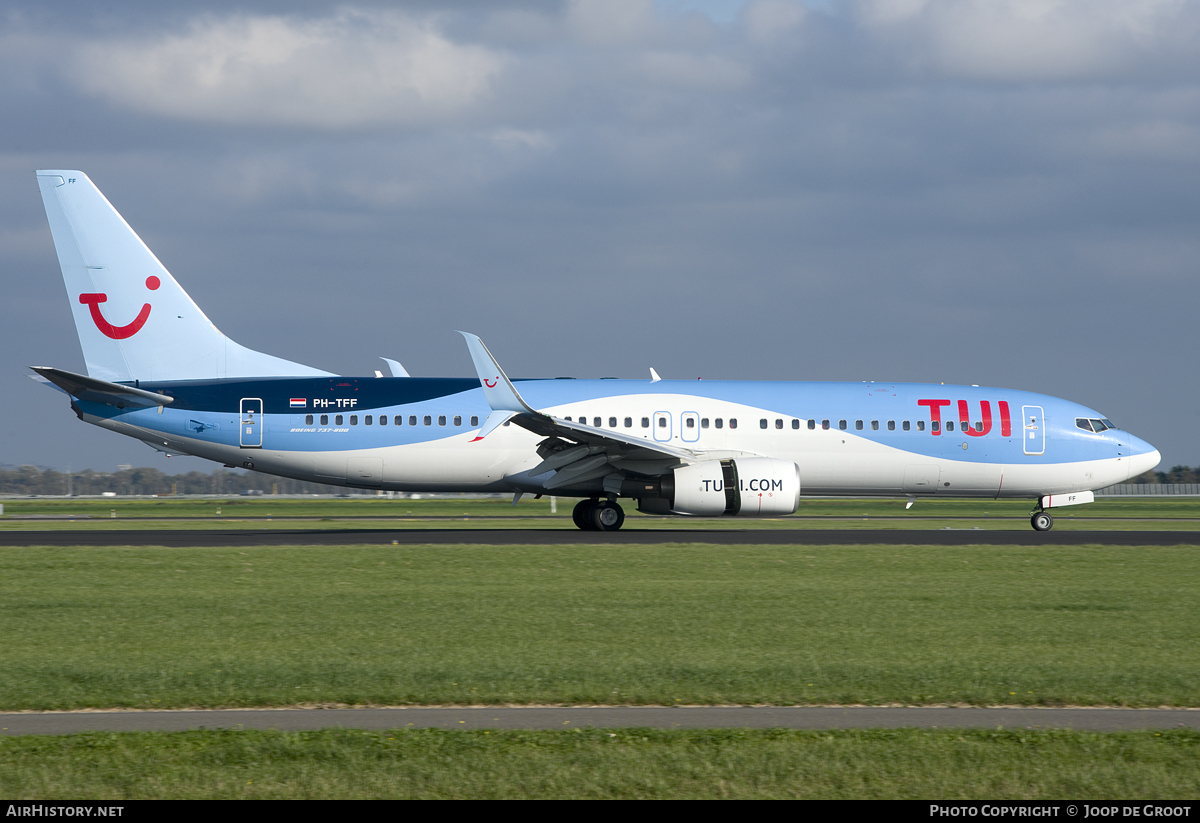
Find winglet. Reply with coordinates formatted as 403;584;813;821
380;357;410;378
458;332;537;414
470;409;516;442
649;368;661;383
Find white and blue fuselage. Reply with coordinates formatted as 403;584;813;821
76;375;1157;499
32;170;1160;531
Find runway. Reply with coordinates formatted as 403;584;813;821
2;706;1197;736
2;528;1199;546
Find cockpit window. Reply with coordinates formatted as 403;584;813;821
1102;419;1116;430
1090;419;1108;432
1076;418;1095;432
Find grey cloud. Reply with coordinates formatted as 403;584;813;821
1;0;1198;472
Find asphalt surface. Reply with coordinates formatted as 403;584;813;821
2;528;1200;546
3;707;1199;736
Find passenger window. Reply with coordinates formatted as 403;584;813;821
902;420;910;431
658;417;667;428
625;417;633;428
791;419;799;429
365;415;372;425
350;415;358;425
423;415;432;426
335;415;343;426
305;414;313;425
855;420;863;431
642;417;650;428
887;420;895;431
564;416;572;421
916;420;924;432
409;416;417;426
394;415;402;426
871;420;878;431
932;421;939;433
775;419;783;429
760;419;768;429
454;415;462;426
701;418;709;429
946;421;954;431
379;415;386;426
808;419;816;430
471;416;479;427
821;419;830;430
729;419;738;429
715;418;723;429
320;415;328;426
594;417;602;427
609;417;617;427
687;418;695;428
438;415;446;426
839;420;847;431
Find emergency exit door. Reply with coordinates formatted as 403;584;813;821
240;398;263;448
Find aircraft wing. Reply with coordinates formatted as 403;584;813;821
30;366;175;409
458;332;753;493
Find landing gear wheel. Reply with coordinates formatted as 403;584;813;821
573;499;599;531
1031;511;1054;532
591;501;625;531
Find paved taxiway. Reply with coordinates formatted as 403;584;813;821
1;528;1199;546
3;707;1198;736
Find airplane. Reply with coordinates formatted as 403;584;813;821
29;170;1160;531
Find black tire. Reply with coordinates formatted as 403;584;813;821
591;501;625;531
1031;511;1053;532
573;499;598;530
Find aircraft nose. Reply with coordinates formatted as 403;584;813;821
1125;439;1161;480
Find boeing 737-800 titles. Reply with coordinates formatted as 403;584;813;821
30;171;1160;530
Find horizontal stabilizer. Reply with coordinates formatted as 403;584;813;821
31;366;175;409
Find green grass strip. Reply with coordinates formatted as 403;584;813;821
2;543;1198;709
2;728;1198;799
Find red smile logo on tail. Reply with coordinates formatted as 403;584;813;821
79;276;160;340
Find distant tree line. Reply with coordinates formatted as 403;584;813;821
0;465;350;496
0;464;1192;496
1137;466;1200;485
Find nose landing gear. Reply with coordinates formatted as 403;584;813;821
1030;509;1054;531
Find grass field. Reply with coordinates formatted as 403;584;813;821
4;499;1198;799
2;540;1198;709
4;495;1200;530
3;728;1198;799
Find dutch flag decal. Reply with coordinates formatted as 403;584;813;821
289;398;306;408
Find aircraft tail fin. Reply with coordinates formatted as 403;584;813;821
35;171;333;382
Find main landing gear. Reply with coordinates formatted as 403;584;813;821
572;498;626;531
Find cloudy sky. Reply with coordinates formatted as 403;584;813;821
2;0;1198;474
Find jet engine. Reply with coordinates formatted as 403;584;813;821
638;457;801;517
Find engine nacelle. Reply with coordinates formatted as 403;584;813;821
647;457;800;517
